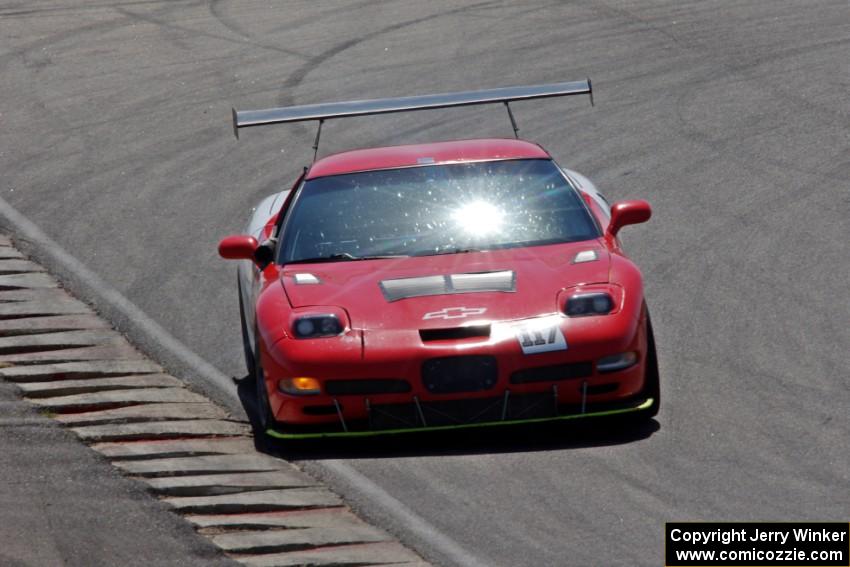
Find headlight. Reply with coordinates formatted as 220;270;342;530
597;352;638;373
565;293;614;317
292;314;343;338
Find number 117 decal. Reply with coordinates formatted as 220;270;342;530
513;319;568;355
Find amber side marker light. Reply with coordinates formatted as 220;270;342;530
278;377;321;395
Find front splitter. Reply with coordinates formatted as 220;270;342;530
265;397;655;439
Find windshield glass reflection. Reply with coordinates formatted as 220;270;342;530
279;159;600;263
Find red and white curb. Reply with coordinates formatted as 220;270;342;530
0;234;430;567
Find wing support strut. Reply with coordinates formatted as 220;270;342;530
312;119;324;163
504;101;520;139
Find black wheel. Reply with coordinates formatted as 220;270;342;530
637;313;660;418
253;341;278;431
237;277;256;378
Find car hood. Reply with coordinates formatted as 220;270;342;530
280;240;609;330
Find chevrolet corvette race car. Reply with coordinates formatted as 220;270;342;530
219;80;659;438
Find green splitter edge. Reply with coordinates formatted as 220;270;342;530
266;397;654;440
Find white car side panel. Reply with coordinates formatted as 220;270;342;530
238;190;289;354
563;167;611;218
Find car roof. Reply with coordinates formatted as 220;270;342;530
305;138;551;180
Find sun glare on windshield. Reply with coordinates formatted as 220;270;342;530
279;159;601;263
451;200;505;237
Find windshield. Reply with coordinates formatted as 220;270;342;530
278;159;600;263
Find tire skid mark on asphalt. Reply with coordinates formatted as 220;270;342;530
205;0;313;60
269;0;500;141
0;11;139;190
0;233;430;567
114;2;311;61
587;1;850;181
208;0;384;42
0;0;183;20
0;14;130;67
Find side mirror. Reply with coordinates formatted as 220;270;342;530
607;200;651;238
218;235;259;261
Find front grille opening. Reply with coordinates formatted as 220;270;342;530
419;325;491;342
510;362;593;384
584;383;619;395
422;355;498;394
302;405;339;416
325;379;411;396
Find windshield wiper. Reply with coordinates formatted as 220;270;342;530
286;253;407;265
414;247;483;257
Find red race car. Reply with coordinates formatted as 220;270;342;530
220;80;659;439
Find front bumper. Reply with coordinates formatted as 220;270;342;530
259;309;649;432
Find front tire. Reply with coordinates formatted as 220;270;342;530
253;341;278;431
238;277;256;378
637;313;660;418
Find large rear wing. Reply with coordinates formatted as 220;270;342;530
232;79;593;140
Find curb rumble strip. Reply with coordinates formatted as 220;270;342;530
0;234;430;567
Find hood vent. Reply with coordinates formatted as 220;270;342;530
419;325;491;342
379;270;515;302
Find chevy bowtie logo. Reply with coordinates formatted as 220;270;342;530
422;307;487;320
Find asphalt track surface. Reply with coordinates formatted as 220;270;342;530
2;2;849;566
